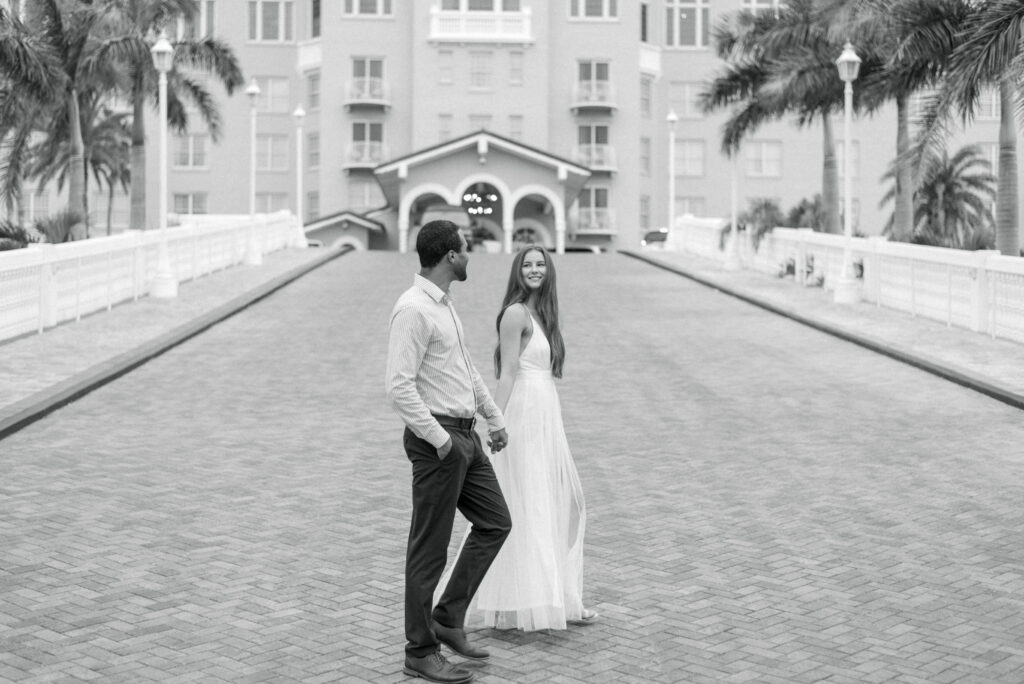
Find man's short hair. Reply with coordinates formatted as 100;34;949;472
416;220;462;268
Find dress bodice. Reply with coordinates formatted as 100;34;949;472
518;311;551;374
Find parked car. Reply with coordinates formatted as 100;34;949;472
563;245;606;254
641;228;668;247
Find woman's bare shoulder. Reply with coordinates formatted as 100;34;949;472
500;303;530;331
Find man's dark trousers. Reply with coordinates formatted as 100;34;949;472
403;424;512;658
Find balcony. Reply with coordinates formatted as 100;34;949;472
343;142;389;170
573;144;617;173
345;78;391;110
571;81;617;114
575;208;616;235
428;6;534;45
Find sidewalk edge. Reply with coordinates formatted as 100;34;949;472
0;246;353;442
621;250;1024;412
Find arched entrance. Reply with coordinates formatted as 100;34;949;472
460;181;504;251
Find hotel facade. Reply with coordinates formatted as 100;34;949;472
12;0;1019;252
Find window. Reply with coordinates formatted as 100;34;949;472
978;87;1000;121
349;178;383;209
742;0;784;15
439;113;453;141
256;193;288;212
640;194;650;228
640;2;648;41
578;124;610;167
248;1;294;41
307;132;320;169
579;187;608;209
578;60;610;102
675;139;704;176
352;57;384;99
343;0;392;15
256;134;289;170
311;0;321;37
443;0;520;9
745;140;782;177
173;134;208;168
578;187;610;231
980;142;999;178
678;197;706;216
640;136;651;176
570;0;617;19
439;50;454;84
255;76;290;112
666;0;709;48
669;82;704;118
177;0;215;39
509;51;523;85
469;114;492;130
469;51;493;90
352;120;383;161
307;191;319;220
508;114;523;140
836;140;859;180
578;124;608;146
173;193;207;214
640;76;653;117
306;71;320;110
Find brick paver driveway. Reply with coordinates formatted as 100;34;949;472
3;252;1024;683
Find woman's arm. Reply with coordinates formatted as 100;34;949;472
493;304;529;413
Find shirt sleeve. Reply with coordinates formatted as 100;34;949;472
385;307;450;448
469;354;505;433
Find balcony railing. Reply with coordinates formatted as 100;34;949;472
429;6;533;44
575;208;616;235
573;144;617;172
344;142;389;169
571;81;617;112
344;78;390;109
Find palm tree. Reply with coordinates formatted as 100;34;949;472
910;0;1024;255
880;145;996;249
829;0;973;243
94;0;244;230
701;0;882;236
0;0;104;228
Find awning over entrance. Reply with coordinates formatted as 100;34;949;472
373;130;592;254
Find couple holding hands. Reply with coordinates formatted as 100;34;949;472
386;220;596;683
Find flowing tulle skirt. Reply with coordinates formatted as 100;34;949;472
436;369;586;631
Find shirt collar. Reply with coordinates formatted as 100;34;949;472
413;274;450;304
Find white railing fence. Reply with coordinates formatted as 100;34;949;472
667;216;1024;345
0;211;302;344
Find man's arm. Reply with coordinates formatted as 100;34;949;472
385;307;450;449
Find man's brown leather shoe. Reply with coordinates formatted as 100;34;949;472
431;619;490;661
403;650;473;683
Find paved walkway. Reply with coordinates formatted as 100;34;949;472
2;248;1024;683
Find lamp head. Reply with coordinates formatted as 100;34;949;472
836;42;861;83
150;30;174;73
666;109;679;129
293;106;306;123
246;78;261;103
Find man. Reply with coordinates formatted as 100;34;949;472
386;220;513;684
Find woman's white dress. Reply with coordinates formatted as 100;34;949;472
436;311;587;631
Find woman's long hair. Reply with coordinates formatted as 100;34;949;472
494;245;565;378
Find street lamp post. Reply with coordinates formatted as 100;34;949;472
833;41;862;304
666;109;678;249
149;30;177;298
244;78;263;266
293;106;308;249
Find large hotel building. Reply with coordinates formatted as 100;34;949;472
14;1;1017;252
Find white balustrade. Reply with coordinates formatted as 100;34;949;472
0;211;297;343
667;216;1024;345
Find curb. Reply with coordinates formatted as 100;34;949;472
0;246;353;442
621;250;1024;412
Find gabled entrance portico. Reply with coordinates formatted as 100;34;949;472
374;131;591;254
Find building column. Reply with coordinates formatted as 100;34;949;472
399;212;410;253
555;209;566;255
503;200;514;254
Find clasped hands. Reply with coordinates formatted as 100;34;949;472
487;428;508;454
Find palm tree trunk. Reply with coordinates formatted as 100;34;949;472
821;116;840;234
996;78;1019;256
67;88;87;240
893;95;914;243
107;183;114;235
130;85;148;230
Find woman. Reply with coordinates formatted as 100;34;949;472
435;245;596;631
